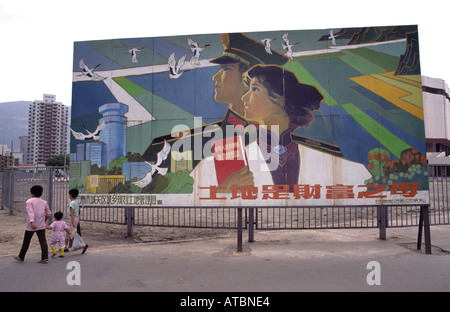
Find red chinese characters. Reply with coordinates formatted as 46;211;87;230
199;183;420;200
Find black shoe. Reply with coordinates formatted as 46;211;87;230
82;245;88;254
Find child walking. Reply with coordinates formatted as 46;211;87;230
66;189;88;254
47;211;72;257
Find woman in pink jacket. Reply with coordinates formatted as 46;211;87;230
14;185;51;263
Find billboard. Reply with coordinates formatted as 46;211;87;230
70;25;429;207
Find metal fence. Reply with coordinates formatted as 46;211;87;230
253;202;447;230
76;205;246;237
428;167;450;225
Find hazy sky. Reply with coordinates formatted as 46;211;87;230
0;0;449;106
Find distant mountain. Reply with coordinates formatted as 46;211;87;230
317;26;418;46
0;101;30;151
346;25;418;45
395;32;421;76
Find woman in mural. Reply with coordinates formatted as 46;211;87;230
241;65;323;190
243;65;371;187
238;64;372;195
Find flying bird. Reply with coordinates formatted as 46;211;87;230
261;38;276;54
281;33;300;60
78;59;106;81
132;140;171;188
168;53;187;79
187;38;210;66
70;120;106;141
328;30;339;46
128;47;145;63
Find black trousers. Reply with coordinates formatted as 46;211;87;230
18;229;48;260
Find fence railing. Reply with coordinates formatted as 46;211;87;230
254;205;380;230
76;204;431;233
77;205;247;237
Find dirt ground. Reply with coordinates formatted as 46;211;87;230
0;208;235;257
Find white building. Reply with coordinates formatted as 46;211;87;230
27;94;69;165
0;144;10;156
423;76;450;164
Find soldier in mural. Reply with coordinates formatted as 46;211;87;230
142;33;289;170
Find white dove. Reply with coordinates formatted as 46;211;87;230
282;33;300;60
132;140;171;188
78;58;106;81
70;120;106;141
168;53;187;79
261;38;276;54
187;38;210;66
328;29;339;46
129;47;143;63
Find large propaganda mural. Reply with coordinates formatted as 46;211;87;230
69;25;429;206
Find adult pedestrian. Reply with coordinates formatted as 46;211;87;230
14;185;51;263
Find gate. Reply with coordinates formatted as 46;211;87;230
1;169;14;214
1;166;70;217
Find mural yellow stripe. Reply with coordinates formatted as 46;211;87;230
340;103;411;158
373;72;424;108
350;75;424;120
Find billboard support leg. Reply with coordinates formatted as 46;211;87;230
417;204;432;254
377;206;387;240
237;208;243;252
126;207;134;237
248;208;255;243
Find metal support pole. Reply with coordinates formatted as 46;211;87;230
47;169;53;225
377;205;387;240
417;205;432;254
248;208;254;243
126;207;134;237
237;208;243;252
8;168;15;215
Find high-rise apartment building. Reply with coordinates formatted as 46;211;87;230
27;94;69;164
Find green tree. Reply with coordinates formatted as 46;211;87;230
91;164;107;175
45;154;70;167
108;155;128;175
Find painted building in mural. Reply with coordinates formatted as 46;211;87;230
69;25;429;207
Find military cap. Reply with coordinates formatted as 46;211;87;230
211;33;288;68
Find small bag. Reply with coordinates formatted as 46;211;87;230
71;233;85;250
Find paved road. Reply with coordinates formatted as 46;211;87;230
1;226;449;295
